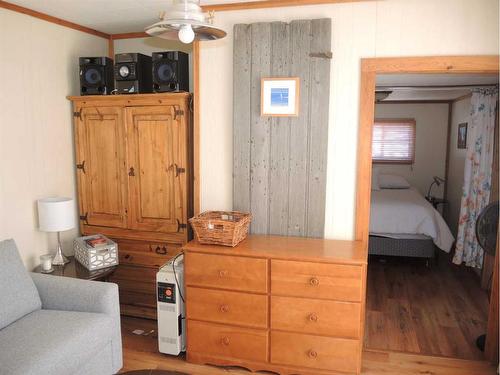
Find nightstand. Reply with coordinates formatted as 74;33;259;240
426;196;448;211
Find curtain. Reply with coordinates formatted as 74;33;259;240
453;87;498;267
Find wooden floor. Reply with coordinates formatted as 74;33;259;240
121;316;496;375
364;254;490;360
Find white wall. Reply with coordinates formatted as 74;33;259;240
374;103;449;198
197;0;499;240
0;8;108;269
446;97;471;236
113;38;194;92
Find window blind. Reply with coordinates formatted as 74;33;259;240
372;119;416;164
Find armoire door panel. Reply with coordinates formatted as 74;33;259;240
126;106;186;234
75;106;127;228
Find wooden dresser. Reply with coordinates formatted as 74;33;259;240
68;93;193;319
184;235;367;375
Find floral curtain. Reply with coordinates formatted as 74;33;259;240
453;87;498;268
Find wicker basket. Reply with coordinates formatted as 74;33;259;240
189;211;252;247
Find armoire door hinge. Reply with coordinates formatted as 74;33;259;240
73;110;82;119
176;219;187;232
79;213;88;224
174;109;184;119
76;161;86;173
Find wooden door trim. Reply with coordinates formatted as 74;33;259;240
355;55;500;364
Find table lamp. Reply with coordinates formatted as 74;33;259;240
37;197;76;265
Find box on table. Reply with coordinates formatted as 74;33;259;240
73;234;118;270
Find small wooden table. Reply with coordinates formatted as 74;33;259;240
33;256;117;281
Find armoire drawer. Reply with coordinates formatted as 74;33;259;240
270;331;359;373
118;290;157;309
115;238;182;256
110;276;156;295
110;264;158;281
185;252;268;293
118;250;175;268
271;296;361;338
271;260;363;302
188;320;268;362
187;287;268;329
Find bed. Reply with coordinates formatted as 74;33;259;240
369;186;455;259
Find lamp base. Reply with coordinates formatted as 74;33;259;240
52;232;70;265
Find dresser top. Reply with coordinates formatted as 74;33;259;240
184;235;367;265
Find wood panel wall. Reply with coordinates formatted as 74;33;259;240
233;18;331;237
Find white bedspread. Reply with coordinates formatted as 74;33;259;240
370;188;454;252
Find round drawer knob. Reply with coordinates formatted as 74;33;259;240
124;254;131;259
221;336;230;346
220;304;229;313
308;350;318;359
218;270;228;277
308;313;318;322
310;277;320;286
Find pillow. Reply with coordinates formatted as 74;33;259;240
378;174;410;189
371;167;380;190
0;239;41;329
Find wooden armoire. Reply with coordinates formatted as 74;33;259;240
68;93;193;319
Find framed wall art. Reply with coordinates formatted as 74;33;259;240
261;77;300;117
458;122;468;149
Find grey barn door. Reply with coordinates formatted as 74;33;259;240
233;18;331;237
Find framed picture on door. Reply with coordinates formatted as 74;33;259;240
261;77;300;117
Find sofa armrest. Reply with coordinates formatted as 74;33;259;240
30;273;120;317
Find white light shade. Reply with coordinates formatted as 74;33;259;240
37;197;76;232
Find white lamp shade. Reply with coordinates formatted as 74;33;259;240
37;197;76;232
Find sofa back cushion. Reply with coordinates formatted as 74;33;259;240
0;239;41;329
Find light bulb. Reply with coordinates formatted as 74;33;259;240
178;24;195;44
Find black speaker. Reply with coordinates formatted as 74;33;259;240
114;53;153;94
152;51;189;93
79;57;114;95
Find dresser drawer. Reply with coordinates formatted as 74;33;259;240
270;331;359;373
185;252;268;293
271;260;363;302
187;287;268;329
119;250;176;268
118;290;156;308
115;238;182;255
271;296;361;338
188;320;268;362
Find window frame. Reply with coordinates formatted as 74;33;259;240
372;118;416;165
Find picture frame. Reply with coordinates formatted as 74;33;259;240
261;77;300;117
457;122;468;149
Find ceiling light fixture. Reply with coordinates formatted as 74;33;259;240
145;0;226;44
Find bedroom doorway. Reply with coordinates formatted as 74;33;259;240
355;56;499;364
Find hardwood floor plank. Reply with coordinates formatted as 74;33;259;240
365;255;489;360
121;316;496;374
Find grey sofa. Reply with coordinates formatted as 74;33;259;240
0;239;122;375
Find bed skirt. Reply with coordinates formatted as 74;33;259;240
368;235;436;259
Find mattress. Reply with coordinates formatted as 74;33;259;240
369;187;454;252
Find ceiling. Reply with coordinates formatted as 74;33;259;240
376;73;499;102
6;0;260;34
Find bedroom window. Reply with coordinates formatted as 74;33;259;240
372;119;416;164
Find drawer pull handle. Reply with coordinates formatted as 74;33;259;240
155;246;167;255
219;304;229;313
308;313;318;322
308;350;318;359
310;277;320;286
218;270;228;277
221;336;230;346
124;254;131;260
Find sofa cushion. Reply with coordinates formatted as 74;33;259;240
0;309;115;375
0;239;41;329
